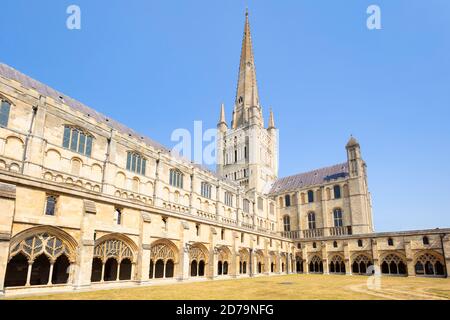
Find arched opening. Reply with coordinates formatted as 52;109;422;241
271;262;275;273
91;258;103;282
155;259;165;278
4;253;28;287
309;256;323;273
52;254;70;284
258;262;262;274
119;259;132;280
223;261;228;275
199;260;205;276
30;255;51;286
351;255;372;275
149;260;154;279
239;261;243;274
281;263;285;272
243;261;247;274
218;261;223;275
414;252;445;276
104;258;118;281
191;260;198;277
166;260;175;278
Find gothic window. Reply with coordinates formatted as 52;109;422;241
149;242;176;279
333;208;343;227
224;192;233;207
5;232;74;287
381;254;407;275
126;152;146;176
243;199;250;213
114;208;122;225
312;242;317;249
283;215;291;232
221;229;225;240
334;185;341;199
63;125;93;157
195;224;200;236
201;182;212;199
333;241;338;248
162;217;168;231
329;255;346;274
308;256;323;273
307;190;314;203
45;195;57;216
189;245;207;277
388;238;394;246
352;255;373;275
285;195;291;207
357;239;363;247
0;100;11;127
241;233;244;243
92;238;134;282
308;212;316;230
414;252;445;276
423;236;430;245
169;169;183;188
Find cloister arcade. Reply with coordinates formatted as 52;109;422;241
2;226;448;292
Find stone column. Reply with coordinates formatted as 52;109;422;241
0;238;11;295
321;242;329;274
178;221;191;281
404;240;415;277
343;241;351;275
47;262;55;285
0;183;16;295
137;212;152;284
371;239;380;275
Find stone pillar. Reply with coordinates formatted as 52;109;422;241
137;212;152;284
343;241;351;275
371;239;380;275
178;221;191;281
0;183;16;295
404;240;415;276
0;238;11;295
321;242;329;274
47;262;55;285
74;240;95;289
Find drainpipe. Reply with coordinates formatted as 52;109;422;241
21;105;38;174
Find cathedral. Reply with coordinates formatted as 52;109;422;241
0;11;448;297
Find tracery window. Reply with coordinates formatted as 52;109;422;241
169;169;183;188
308;212;316;230
63;125;93;157
329;255;346;274
381;254;407;275
243;199;250;213
224;192;233;207
308;255;323;273
201;182;212;199
333;208;343;227
414;253;445;276
189;245;207;277
333;185;341;199
149;243;176;279
352;255;373;275
126;152;146;176
283;215;291;232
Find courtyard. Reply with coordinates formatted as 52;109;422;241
8;274;450;300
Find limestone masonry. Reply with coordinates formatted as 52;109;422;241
0;11;448;297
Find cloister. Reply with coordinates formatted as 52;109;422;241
2;226;447;293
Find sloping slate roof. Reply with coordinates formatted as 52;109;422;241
0;62;221;178
269;162;349;194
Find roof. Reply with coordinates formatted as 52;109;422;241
0;62;222;178
269;162;349;194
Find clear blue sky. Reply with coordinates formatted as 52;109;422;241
1;0;449;232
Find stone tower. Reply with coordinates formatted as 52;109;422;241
217;11;278;194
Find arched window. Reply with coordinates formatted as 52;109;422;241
114;208;122;225
414;252;445;276
381;254;407;275
333;241;338;248
352;255;373;275
333;208;343;227
201;182;212;199
357;239;363;247
308;256;323;273
423;236;430;245
224;192;233;207
312;242;317;249
126;152;146;176
285;195;291;207
243;199;250;213
329;255;346;274
45;195;58;216
387;238;394;246
283;215;291;232
169;169;183;188
307;190;314;203
308;212;316;230
149;242;177;279
333;185;341;199
62;125;93;157
0;100;11;127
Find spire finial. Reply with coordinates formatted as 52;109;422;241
268;108;275;129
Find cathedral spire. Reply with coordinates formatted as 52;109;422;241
233;10;260;128
268;108;275;129
218;103;226;124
